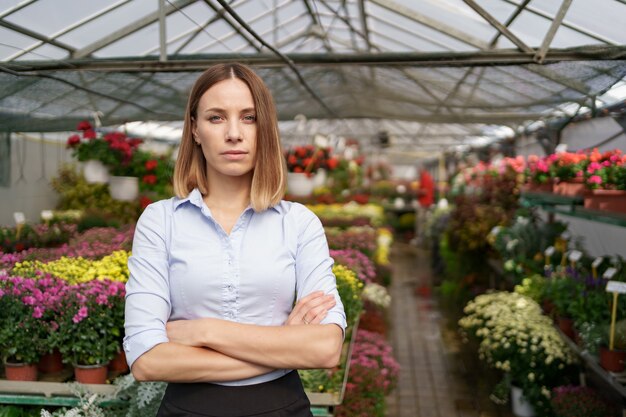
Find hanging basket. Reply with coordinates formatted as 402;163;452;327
108;176;139;201
83;160;109;184
287;172;315;197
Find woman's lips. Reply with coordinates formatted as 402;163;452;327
222;150;248;161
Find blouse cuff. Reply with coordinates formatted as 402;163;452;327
320;311;348;340
123;330;170;368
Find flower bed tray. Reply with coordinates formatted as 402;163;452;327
306;317;359;407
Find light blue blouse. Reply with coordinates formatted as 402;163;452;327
123;188;347;386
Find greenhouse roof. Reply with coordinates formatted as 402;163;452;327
0;0;625;150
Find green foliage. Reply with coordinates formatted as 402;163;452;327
0;406;44;417
51;164;140;225
334;264;364;326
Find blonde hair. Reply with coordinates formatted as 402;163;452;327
173;63;287;211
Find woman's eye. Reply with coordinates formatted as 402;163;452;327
243;115;256;122
208;115;222;122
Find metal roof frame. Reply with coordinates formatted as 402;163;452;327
0;0;624;154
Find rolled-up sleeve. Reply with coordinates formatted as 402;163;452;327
294;206;347;337
124;202;172;368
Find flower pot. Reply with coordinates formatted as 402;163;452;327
74;363;108;384
108;350;129;373
38;350;63;373
557;316;576;340
109;175;139;202
599;346;626;373
4;362;38;381
287;172;314;197
553;178;585;197
511;385;536;417
83;160;110;184
584;189;626;214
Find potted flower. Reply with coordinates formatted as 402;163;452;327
284;145;337;197
0;274;61;381
67;121;145;200
551;385;618;417
524;155;552;193
55;279;126;384
583;148;626;213
459;292;577;416
67;121;116;184
550;151;588;196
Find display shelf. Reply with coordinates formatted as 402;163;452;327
521;191;584;207
553;325;626;414
521;192;626;228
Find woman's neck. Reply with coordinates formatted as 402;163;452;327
203;173;252;213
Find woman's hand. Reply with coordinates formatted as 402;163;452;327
285;291;336;326
166;319;207;346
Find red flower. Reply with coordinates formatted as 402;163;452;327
326;158;338;170
83;129;96;139
140;196;153;209
293;166;303;173
66;134;81;148
76;121;92;131
142;174;157;185
145;159;158;171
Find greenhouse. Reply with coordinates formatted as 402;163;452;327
1;1;626;416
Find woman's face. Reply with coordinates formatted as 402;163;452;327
193;78;257;181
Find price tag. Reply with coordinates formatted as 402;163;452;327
13;212;25;225
607;280;626;294
41;210;53;221
544;246;555;257
568;250;583;263
604;268;618;280
489;226;501;237
592;257;604;269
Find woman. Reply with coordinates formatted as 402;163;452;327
124;63;346;417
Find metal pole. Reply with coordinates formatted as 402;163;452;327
158;0;167;61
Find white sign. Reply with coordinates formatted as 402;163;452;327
489;226;501;237
592;257;604;269
544;246;555;257
607;280;626;294
13;212;25;225
41;210;54;221
604;268;618;280
568;250;583;262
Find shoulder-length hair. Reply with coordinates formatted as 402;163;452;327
173;63;287;211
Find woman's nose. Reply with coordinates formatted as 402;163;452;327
226;121;242;142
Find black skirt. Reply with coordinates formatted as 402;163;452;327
156;371;313;417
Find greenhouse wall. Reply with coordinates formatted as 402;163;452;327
0;134;69;226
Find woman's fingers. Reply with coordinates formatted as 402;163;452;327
307;299;336;324
286;292;336;325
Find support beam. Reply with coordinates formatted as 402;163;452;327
5;1;130;62
462;0;534;53
73;0;196;58
534;0;572;64
489;0;531;48
203;0;261;52
7;47;625;72
502;0;618;45
0;19;76;54
370;0;489;50
158;0;167;62
358;0;373;51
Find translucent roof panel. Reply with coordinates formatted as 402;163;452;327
0;0;624;147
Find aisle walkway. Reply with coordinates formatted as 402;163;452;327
385;244;514;417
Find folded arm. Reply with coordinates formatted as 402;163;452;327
131;343;273;382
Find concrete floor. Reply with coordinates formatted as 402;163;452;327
385;244;515;417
